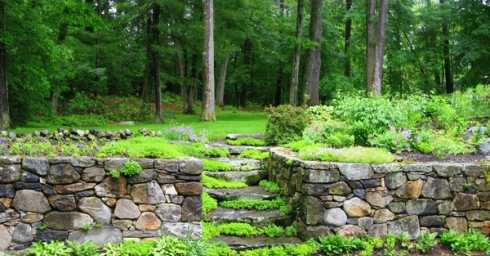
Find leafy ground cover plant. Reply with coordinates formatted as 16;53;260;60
415;232;438;254
203;175;248;189
226;138;265;146
219;198;287;211
202;192;218;216
258;180;281;193
298;146;395;164
239;149;269;160
203;222;297;240
440;229;490;255
97;137;183;158
203;159;234;172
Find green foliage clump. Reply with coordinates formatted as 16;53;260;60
299;146;395;164
203;175;248;189
202;192;218;216
110;160;143;178
286;140;313;152
302;121;354;148
265;105;309;145
259;180;281;193
415;232;438;254
97;137;183;158
239;240;319;256
226;138;265;146
369;129;411;153
26;241;98;256
10;142;57;157
220;198;287;211
440;230;490;254
204;147;230;158
413;129;474;158
203;222;297;240
27;115;108;128
319;235;364;256
239;149;269;160
305;105;333;122
203;160;234;172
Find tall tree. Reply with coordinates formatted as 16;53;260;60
440;0;453;93
344;0;353;78
0;0;9;129
289;0;304;106
304;0;323;106
202;0;215;121
366;0;388;96
216;54;230;108
151;3;162;122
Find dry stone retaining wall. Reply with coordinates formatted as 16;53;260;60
267;148;490;239
0;156;203;251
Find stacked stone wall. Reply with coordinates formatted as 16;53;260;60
0;156;202;251
268;148;490;239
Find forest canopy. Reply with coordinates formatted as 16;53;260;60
0;0;488;127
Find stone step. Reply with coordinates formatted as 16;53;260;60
213;236;302;250
208;143;270;155
207;208;286;225
205;186;277;201
204;170;263;185
211;157;263;171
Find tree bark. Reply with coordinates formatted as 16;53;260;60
201;0;215;121
151;4;162;122
216;54;230;108
366;0;388;96
289;0;304;106
141;15;152;102
440;0;453;93
304;0;323;106
0;0;9;129
51;22;69;114
344;0;353;78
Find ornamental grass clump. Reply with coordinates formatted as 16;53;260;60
299;146;395;164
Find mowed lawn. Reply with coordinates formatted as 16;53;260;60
13;110;267;141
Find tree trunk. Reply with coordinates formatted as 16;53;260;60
304;0;323;106
344;0;353;78
51;22;69;114
151;4;162;122
216;54;230;108
440;0;453;93
0;0;9;129
366;0;388;96
201;0;215;121
289;0;304;106
141;15;152;102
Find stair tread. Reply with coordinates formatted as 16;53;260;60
213;236;302;250
205;186;277;200
204;170;261;185
207;207;285;224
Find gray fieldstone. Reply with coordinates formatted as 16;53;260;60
305;169;340;183
406;199;438;216
155;203;182;222
343;197;372;217
127;169;156;184
422;178;451;199
179;158;203;175
12;223;33;243
328;182;352;196
305;196;323;225
131;181;165;204
161;222;202;239
337;163;373;180
78;197;112;224
0;165;21;183
0;184;15;198
82;167;105;182
47;164;80;184
373;209;395;223
23;158;49;176
453;193;480;211
0;225;12;250
323;208;347;226
182;196;202;222
366;191;393;208
13;190;51;213
114;199;141;219
446;217;468;233
48;195;77;211
479;138;490;155
387;215;420;239
385;172;407;190
395;179;423;199
71;157;96;168
433;163;463;177
43;211;94;230
69;227;122;246
336;225;366;236
420;215;445;227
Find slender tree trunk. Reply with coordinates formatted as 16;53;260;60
51;22;69;114
0;0;9;129
440;0;453;93
344;0;353;78
304;0;323;106
242;38;253;108
289;0;304;106
184;53;196;114
216;54;230;108
366;0;388;96
201;0;215;121
141;16;152;102
151;4;162;122
274;71;283;106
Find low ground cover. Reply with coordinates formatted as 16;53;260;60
203;159;234;172
24;230;490;256
203;175;248;189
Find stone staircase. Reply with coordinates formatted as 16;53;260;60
203;147;301;250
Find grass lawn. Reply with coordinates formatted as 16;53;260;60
13;110;267;141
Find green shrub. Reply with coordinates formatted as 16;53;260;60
302;120;353;147
220;198;287;211
440;230;490;254
226;138;265;146
203;175;248;189
305;105;333;122
10;142;56;157
319;235;364;256
286;140;313;152
239;149;269;160
202;192;218;216
369;129;411;153
427;95;467;132
119;160;143;176
203;160;234;172
265;105;309;145
259;180;281;193
413;129;473;158
299;146;395;164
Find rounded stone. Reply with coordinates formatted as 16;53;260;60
175;182;203;196
336;225;366;236
114;199;141;219
48;195;77;211
47;164;80;184
323;208;347;226
131;181;165;204
395;179;423;199
22;158;49;176
0;225;11;250
366;191;393;208
43;212;94;230
12;223;33;243
453;193;480;211
373;209;395;223
13;190;51;213
82;167;106;183
68;227;122;247
78;197;112;224
343;197;372;217
385;172;406;190
422;178;451;199
135;212;161;231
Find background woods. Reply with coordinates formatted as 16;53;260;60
0;0;488;127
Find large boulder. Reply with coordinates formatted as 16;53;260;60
68;227;122;246
78;197;112;224
43;212;94;230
